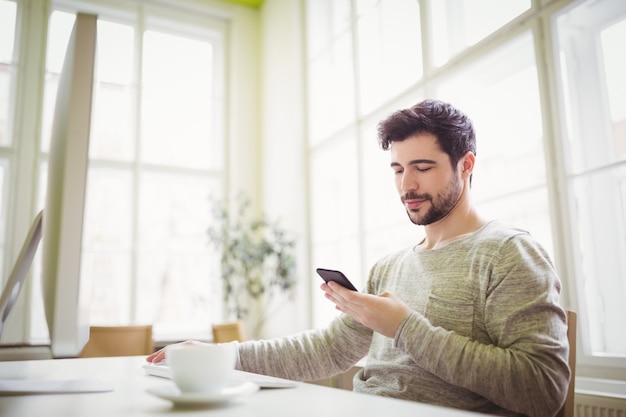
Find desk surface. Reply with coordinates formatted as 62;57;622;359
0;356;478;417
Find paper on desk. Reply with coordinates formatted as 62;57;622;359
0;378;114;395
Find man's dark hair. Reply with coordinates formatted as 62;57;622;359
377;99;476;169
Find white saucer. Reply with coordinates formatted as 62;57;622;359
147;382;259;406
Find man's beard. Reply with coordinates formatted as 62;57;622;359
402;177;463;226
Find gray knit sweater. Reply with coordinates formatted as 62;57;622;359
237;221;570;417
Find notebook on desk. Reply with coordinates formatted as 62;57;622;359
143;362;297;389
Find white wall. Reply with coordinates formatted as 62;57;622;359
258;0;310;337
223;3;262;205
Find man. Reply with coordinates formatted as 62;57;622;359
148;99;570;416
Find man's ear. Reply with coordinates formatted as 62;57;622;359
460;152;475;174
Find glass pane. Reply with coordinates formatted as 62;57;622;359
305;0;350;60
431;0;530;67
141;30;216;170
356;0;422;114
571;167;626;355
556;0;626;174
307;32;355;145
0;0;16;146
85;252;133;324
45;12;75;74
96;20;134;85
435;32;553;255
136;172;220;337
601;19;626;162
90;20;135;161
91;83;134;160
0;70;11;146
83;168;133;249
309;133;359;245
82;168;133;324
0;1;16;62
305;0;354;144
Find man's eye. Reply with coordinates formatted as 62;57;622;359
393;170;403;175
416;167;431;172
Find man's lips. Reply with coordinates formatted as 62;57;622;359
404;199;425;210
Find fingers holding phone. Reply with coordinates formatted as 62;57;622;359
316;268;358;291
316;268;410;338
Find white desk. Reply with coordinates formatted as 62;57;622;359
0;356;479;417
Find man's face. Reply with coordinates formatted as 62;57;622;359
390;133;463;226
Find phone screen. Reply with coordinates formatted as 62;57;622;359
316;268;358;291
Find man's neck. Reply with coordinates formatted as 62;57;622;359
416;202;485;252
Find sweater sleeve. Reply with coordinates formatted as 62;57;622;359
395;234;570;417
236;313;372;382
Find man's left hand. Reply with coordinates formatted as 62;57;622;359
321;281;411;338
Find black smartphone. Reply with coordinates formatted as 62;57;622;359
316;268;358;291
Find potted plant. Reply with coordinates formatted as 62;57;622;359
208;193;297;338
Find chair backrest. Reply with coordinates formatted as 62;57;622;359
212;321;246;343
556;310;577;417
79;325;153;358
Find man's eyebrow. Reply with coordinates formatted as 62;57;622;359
390;159;437;168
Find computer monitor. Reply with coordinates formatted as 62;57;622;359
0;13;97;359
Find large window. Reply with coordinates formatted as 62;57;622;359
305;0;626;379
1;0;226;343
430;0;530;67
44;7;225;340
554;0;626;361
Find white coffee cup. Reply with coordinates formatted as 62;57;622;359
166;343;237;393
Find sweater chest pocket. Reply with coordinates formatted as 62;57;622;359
424;294;474;337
